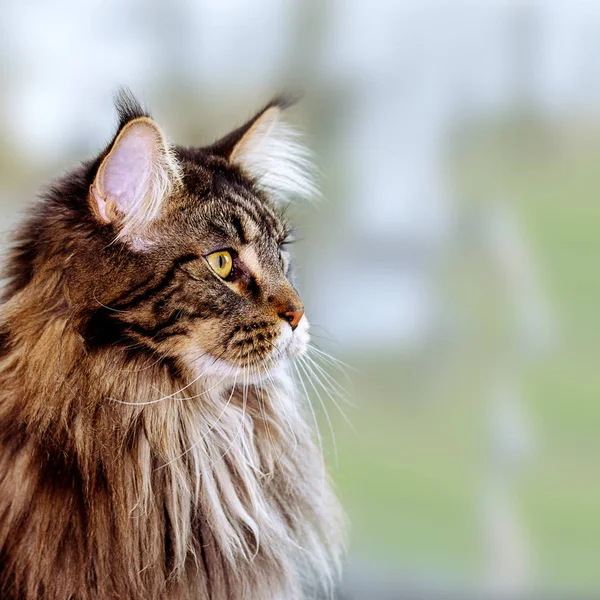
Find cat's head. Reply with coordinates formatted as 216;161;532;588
10;92;317;381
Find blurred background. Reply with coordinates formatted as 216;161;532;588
1;1;599;597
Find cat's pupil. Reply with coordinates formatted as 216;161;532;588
219;255;224;268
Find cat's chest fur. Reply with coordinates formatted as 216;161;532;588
0;336;341;600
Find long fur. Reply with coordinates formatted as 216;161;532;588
0;247;343;600
229;108;319;202
0;94;344;599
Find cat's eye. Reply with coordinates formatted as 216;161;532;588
206;250;233;279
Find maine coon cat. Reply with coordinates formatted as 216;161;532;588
0;92;344;600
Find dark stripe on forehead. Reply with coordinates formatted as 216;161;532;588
212;196;267;242
222;193;282;243
237;188;283;237
230;215;247;244
211;210;248;245
221;177;283;238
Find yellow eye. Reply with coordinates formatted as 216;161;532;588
206;250;233;279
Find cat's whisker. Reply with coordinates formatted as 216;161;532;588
301;352;357;409
92;290;132;313
249;360;278;477
258;335;286;363
238;357;263;475
258;358;289;473
211;354;252;469
263;354;298;451
120;338;149;351
262;361;298;460
258;340;316;454
291;360;327;487
121;353;166;373
305;322;338;342
295;358;338;465
307;343;359;375
203;350;246;446
304;332;336;343
112;345;230;405
184;336;230;366
241;357;263;474
297;355;357;437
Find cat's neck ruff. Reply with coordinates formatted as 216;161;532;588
0;301;342;599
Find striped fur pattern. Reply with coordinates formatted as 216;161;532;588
0;94;344;599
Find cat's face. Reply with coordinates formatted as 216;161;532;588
71;94;315;382
115;160;310;380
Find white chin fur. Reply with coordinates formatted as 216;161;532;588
187;317;310;386
282;314;310;358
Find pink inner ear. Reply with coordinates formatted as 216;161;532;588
95;122;158;220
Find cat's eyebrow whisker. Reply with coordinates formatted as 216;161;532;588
297;355;357;438
295;358;338;465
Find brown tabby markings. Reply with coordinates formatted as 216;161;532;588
0;93;344;599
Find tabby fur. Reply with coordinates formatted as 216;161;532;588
0;92;344;600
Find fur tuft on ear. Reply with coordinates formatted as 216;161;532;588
209;100;319;203
90;101;181;242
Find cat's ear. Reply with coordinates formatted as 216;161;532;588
90;114;181;240
208;99;318;202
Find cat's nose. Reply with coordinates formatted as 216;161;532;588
279;307;304;331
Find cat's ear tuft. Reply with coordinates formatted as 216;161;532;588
90;115;181;241
211;100;318;202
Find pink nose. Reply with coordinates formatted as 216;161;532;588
280;308;304;331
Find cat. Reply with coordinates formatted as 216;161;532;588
0;91;344;600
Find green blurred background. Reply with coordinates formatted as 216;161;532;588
1;1;599;596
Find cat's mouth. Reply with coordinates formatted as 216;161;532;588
224;315;309;367
183;316;309;382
